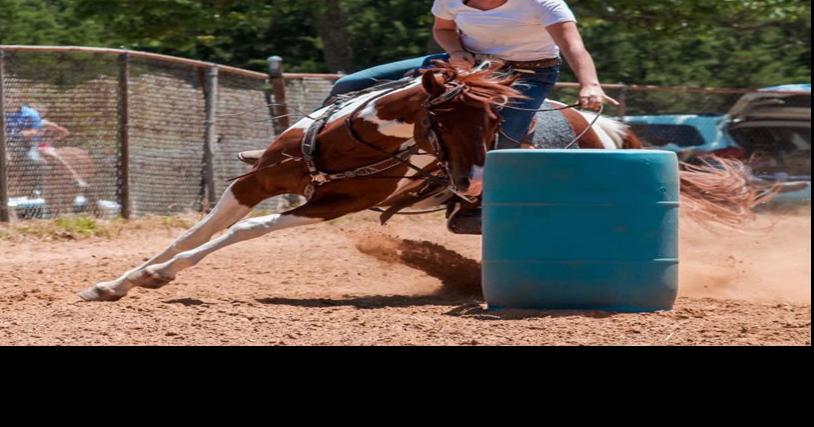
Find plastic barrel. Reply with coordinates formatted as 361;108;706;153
482;149;679;312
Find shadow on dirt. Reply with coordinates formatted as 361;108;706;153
256;294;478;309
444;303;619;321
163;298;211;307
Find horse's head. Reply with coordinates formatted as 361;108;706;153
415;62;521;198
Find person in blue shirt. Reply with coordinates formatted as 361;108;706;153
4;101;70;197
6;103;43;142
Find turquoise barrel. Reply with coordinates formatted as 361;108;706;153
482;149;679;312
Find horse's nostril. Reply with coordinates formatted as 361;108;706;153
456;177;471;190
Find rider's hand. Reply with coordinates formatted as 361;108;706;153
579;83;619;111
449;51;476;71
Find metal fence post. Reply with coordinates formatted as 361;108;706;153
267;56;290;135
117;52;131;219
0;48;9;222
203;65;218;211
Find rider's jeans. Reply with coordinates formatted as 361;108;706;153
326;54;560;150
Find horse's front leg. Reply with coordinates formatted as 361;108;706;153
79;180;260;302
131;198;357;287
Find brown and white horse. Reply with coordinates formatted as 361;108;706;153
80;63;520;301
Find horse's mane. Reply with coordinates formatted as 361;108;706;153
422;61;524;118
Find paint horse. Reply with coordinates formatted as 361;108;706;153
79;63;520;301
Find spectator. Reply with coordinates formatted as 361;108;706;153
4;99;69;197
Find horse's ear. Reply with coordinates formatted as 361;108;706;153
421;71;445;98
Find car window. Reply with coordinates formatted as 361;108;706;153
627;124;707;147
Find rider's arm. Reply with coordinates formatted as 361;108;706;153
19;128;42;138
433;17;475;69
41;119;70;142
546;21;617;110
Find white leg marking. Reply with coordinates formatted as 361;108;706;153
145;214;322;280
79;184;252;301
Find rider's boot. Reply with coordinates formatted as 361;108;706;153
446;124;533;235
446;199;483;235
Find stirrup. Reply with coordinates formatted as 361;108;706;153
446;202;483;235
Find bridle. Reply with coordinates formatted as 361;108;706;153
420;80;485;203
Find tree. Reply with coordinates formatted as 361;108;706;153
312;0;356;73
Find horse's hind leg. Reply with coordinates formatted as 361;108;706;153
130;202;340;286
79;178;265;302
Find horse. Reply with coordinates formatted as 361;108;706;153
79;62;521;301
79;62;762;302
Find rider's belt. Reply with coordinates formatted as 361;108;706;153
474;54;561;70
506;57;561;70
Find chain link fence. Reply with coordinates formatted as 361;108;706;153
0;46;343;222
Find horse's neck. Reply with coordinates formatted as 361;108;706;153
355;81;425;140
334;81;425;145
316;82;426;170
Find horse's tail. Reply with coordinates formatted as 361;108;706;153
596;119;771;228
678;155;778;229
590;115;643;149
619;127;644;149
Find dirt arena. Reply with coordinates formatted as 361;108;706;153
0;206;810;346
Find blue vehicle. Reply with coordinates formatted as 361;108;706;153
624;84;811;204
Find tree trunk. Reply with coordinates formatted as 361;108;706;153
313;0;356;73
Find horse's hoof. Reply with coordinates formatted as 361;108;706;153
78;285;127;302
138;269;174;289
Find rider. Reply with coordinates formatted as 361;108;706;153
326;0;616;232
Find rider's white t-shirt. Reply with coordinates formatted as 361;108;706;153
432;0;577;61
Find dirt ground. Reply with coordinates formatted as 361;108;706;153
0;206;810;346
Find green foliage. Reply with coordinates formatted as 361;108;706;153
0;215;100;240
1;0;809;87
0;0;106;45
5;50;118;86
568;0;811;87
